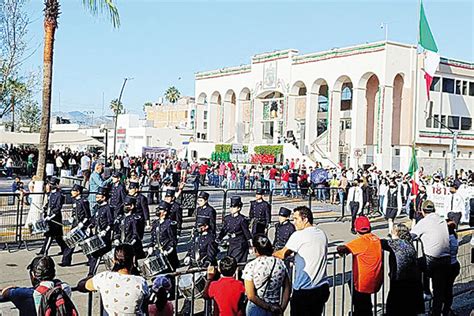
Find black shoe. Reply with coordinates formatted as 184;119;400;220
58;262;71;267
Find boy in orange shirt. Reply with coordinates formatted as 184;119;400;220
337;216;383;315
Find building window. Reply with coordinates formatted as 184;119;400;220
442;150;446;157
201;133;206;140
426;116;433;128
457;151;460;157
203;122;208;130
203;111;208;120
395;149;400;156
469;82;474;96
428;150;432;157
462;81;468;95
340;83;353;111
184;111;188;119
197;132;201;138
442;78;455;93
318;95;328;112
430;76;440;92
461;117;472;130
469;152;472;158
262;122;274;140
433;115;446;128
455;80;462;95
317;119;328;137
448;116;460;130
345;119;352;129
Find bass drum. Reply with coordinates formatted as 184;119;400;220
178;272;206;299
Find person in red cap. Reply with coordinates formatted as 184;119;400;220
337;216;382;316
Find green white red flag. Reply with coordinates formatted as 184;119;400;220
408;145;419;195
419;0;440;100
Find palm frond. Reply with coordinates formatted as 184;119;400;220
82;0;120;28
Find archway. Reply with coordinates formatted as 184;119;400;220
210;91;223;142
364;74;380;146
391;74;404;146
256;90;285;143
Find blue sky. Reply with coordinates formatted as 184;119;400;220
24;0;473;116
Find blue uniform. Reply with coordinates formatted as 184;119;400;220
87;202;113;276
218;213;252;263
249;199;271;235
195;204;217;234
39;189;67;255
115;213;145;259
170;201;183;232
187;231;218;267
274;220;296;250
151;219;179;270
61;196;91;265
109;183;126;217
131;193;149;239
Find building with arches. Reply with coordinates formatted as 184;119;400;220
194;41;474;173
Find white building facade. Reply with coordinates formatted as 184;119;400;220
194;41;474;174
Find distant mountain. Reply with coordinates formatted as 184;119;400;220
52;111;112;127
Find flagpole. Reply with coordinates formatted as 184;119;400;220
412;0;421;148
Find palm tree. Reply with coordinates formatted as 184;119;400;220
110;98;123;115
36;0;120;181
164;86;181;104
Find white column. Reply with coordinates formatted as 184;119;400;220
350;87;366;169
328;90;341;164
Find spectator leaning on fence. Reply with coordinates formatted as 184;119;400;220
203;256;246;316
381;223;424;316
410;200;451;316
273;206;329;316
243;234;291;316
78;244;150;316
337;216;383;316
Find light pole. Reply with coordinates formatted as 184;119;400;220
113;77;133;159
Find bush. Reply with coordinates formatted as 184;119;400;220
254;145;283;156
215;144;248;153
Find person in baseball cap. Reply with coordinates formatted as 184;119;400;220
354;216;371;234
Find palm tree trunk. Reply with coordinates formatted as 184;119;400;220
36;17;57;181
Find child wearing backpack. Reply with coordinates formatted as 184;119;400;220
31;256;77;316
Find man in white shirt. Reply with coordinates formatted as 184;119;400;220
443;182;465;225
274;206;329;316
346;179;364;234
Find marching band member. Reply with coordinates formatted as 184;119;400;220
109;171;126;218
128;182;150;238
273;207;295;251
87;187;113;276
218;196;252;263
114;196;145;259
184;216;218;267
164;189;183;234
38;177;68;256
148;201;180;271
195;191;217;234
249;188;271;236
60;184;91;266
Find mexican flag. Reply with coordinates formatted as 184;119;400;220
408;145;419;195
419;0;440;100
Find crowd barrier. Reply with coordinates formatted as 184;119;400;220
68;228;473;316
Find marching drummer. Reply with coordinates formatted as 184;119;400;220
114;195;145;259
273;207;295;251
148;201;180;271
184;216;218;267
164;189;183;234
249;188;272;236
87;186;113;276
195;191;217;234
218;196;252;263
38;177;68;256
128;182;150;238
60;184;91;267
109;171;126;218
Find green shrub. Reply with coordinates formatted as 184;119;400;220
254;145;283;156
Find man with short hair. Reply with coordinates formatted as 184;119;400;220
411;200;451;316
273;206;329;316
203;256;245;316
337;216;383;315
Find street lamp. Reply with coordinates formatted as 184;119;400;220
113;77;133;159
100;125;109;164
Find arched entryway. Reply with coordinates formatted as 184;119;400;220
333;75;353;166
210;91;223;142
255;90;285;143
391;73;405;170
224;89;237;142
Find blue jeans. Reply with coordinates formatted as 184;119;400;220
338;190;345;205
281;181;288;196
379;196;385;215
289;183;298;197
269;179;276;193
240;176;246;189
246;301;273;316
316;184;326;201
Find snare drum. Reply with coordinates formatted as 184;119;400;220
64;226;87;248
103;249;115;271
178;272;207;299
138;253;170;278
81;235;106;256
30;220;49;235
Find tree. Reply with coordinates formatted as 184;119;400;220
18;100;41;132
164;86;181;104
36;0;120;181
143;101;152;113
110;98;123;115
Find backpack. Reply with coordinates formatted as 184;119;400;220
36;281;79;316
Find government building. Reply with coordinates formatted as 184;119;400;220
193;41;474;174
